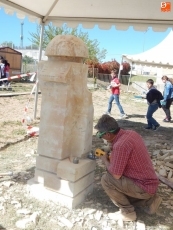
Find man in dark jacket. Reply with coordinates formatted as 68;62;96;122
144;79;163;131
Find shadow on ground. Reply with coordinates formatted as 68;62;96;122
0;224;6;230
127;114;145;119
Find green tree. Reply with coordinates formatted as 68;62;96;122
22;55;35;64
25;44;39;49
29;24;107;62
121;62;131;75
0;41;14;48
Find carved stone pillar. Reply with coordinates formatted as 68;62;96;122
28;35;95;208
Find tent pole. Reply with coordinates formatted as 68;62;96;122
33;23;44;120
42;0;60;23
127;62;133;92
118;55;123;79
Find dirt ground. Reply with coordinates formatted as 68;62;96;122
0;81;173;230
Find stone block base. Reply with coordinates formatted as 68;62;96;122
44;170;94;197
57;158;96;181
27;178;94;209
36;155;60;174
34;168;94;197
32;158;96;208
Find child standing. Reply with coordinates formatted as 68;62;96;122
106;69;127;118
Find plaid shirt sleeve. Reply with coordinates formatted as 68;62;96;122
108;141;132;176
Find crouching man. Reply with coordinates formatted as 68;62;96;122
95;114;162;222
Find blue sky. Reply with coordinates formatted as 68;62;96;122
0;8;171;62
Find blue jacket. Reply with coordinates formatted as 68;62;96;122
163;81;173;100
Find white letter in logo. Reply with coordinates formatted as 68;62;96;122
161;2;167;8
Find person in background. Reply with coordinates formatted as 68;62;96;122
144;79;163;131
3;60;10;86
4;60;10;78
161;75;173;122
95;114;162;222
0;56;5;86
106;69;127;118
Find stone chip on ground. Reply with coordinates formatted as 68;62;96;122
15;218;31;229
57;216;74;229
29;211;40;224
136;221;145;230
85;208;96;215
167;170;173;179
159;168;167;177
16;209;31;215
152;150;161;156
2;181;14;188
94;210;103;221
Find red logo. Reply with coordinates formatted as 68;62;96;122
161;2;171;11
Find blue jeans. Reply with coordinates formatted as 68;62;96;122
146;104;159;128
107;94;125;114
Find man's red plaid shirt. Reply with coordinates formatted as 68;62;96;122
108;129;159;194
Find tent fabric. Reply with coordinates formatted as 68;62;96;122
0;0;173;31
123;30;173;68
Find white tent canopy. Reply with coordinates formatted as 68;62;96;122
123;30;173;68
0;0;173;31
1;0;173;116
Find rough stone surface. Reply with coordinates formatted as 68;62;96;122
57;158;96;181
44;171;95;197
45;35;88;58
36;155;60;174
28;178;94;209
30;35;94;208
37;35;93;160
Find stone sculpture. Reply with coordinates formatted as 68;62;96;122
28;35;95;208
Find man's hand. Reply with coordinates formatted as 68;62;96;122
107;85;112;90
100;154;110;169
113;174;122;180
111;82;120;88
100;155;121;179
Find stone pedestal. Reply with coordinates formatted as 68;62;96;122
28;35;95;208
28;158;95;208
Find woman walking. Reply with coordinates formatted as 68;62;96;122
161;76;173;122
